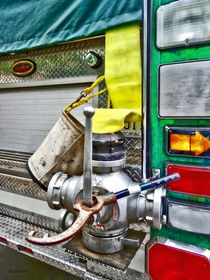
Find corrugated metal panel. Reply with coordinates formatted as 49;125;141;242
0;77;97;153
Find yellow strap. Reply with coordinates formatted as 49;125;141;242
92;24;142;134
93;109;141;134
105;24;142;111
64;75;107;113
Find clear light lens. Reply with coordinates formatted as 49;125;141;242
84;51;101;68
159;61;210;118
147;238;210;280
84;52;98;67
166;198;210;235
157;0;210;49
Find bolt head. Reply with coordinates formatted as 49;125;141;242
84;51;102;68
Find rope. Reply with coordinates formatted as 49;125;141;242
64;75;107;114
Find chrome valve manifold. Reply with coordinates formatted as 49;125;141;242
28;107;178;252
47;132;167;253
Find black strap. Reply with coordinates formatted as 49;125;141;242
26;162;47;192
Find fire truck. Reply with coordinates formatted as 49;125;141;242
0;0;209;279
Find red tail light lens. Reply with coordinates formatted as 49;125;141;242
167;164;210;197
147;238;210;280
17;245;33;255
0;236;8;244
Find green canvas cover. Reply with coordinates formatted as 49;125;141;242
0;0;142;54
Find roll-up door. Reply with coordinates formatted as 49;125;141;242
0;76;97;153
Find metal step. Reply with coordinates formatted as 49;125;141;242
0;157;46;200
0;214;148;280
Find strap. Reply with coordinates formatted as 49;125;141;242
64;75;107;114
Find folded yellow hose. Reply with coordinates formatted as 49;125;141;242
93;24;142;134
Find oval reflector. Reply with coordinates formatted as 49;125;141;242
167;164;210;197
12;60;36;77
148;243;210;280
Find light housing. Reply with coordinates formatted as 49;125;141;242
167;163;210;197
159;61;210;118
147;237;210;280
166;198;210;235
166;127;210;158
157;0;210;49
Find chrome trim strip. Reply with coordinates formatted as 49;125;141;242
0;76;97;89
142;0;152;180
92;158;126;168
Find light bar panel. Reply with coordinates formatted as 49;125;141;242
166;198;210;235
157;0;210;49
159;61;210;118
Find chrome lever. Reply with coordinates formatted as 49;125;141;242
83;107;95;207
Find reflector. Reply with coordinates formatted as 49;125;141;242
157;0;210;49
167;164;210;197
166;198;210;235
0;236;7;244
147;238;210;280
17;245;33;255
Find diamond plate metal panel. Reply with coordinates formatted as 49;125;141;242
0;37;105;84
0;203;59;232
86;260;148;280
123;166;142;183
0;214;147;279
0;159;26;169
0;173;46;200
0;214;87;278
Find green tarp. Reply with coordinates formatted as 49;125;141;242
0;0;142;54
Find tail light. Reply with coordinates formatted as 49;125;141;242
167;163;210;197
147;237;210;280
17;245;33;255
0;236;8;244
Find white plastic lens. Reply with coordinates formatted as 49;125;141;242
157;0;210;49
166;199;210;235
159;60;210;118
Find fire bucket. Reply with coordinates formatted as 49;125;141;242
27;76;106;190
27;111;84;190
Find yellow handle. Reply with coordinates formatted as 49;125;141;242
64;75;107;114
